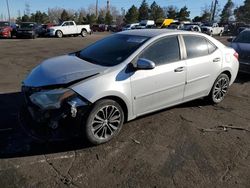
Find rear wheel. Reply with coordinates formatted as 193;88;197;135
81;29;87;37
207;74;230;104
56;30;63;38
84;99;124;145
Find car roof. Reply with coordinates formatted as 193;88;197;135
119;29;195;38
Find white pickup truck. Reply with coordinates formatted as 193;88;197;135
48;21;91;38
201;23;224;36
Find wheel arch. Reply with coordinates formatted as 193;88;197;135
221;70;232;81
55;30;63;37
95;95;129;122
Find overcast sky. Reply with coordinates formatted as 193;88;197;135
0;0;245;19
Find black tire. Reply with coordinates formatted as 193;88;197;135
56;30;63;38
84;99;124;145
81;29;87;37
207;73;230;104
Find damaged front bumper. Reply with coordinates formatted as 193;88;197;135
20;86;91;141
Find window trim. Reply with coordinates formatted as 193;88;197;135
136;35;183;66
181;34;218;60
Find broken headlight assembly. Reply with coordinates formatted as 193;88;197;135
29;88;76;110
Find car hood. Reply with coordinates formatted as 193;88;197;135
23;55;106;87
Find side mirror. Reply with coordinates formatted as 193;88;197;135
136;58;155;70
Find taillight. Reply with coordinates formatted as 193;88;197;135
233;52;239;60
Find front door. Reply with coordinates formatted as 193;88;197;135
130;35;186;116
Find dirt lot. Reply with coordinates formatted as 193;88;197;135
0;33;250;188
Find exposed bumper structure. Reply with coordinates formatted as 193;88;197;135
20;86;91;141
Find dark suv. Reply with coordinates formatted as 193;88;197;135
16;22;39;39
230;29;250;74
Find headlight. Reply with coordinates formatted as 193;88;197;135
29;88;75;110
50;29;55;32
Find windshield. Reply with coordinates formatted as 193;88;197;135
20;23;35;28
0;22;9;27
77;34;149;66
234;31;250;43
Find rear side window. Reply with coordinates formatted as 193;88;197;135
183;35;209;58
207;41;217;54
140;36;180;65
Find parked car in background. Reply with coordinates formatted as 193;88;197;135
10;23;19;37
136;20;155;29
37;23;55;37
229;29;250;74
21;29;239;144
122;23;139;31
107;25;122;32
16;22;39;39
182;24;201;32
91;24;106;32
48;21;91;38
236;26;250;35
0;21;12;38
201;23;224;36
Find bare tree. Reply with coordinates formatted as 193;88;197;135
88;4;96;15
25;2;31;16
110;6;120;21
48;7;64;23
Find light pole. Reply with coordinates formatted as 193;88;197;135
6;0;11;22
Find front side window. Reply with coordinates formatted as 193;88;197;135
139;36;180;65
78;34;150;66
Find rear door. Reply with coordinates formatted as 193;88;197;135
182;35;222;101
131;35;186;116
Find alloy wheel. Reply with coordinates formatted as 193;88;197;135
91;105;121;140
212;77;229;103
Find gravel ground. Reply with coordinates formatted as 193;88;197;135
0;33;249;188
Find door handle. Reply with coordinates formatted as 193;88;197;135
174;67;185;72
213;57;221;62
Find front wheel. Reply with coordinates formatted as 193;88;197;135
84;99;124;145
56;30;63;38
207;74;230;104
